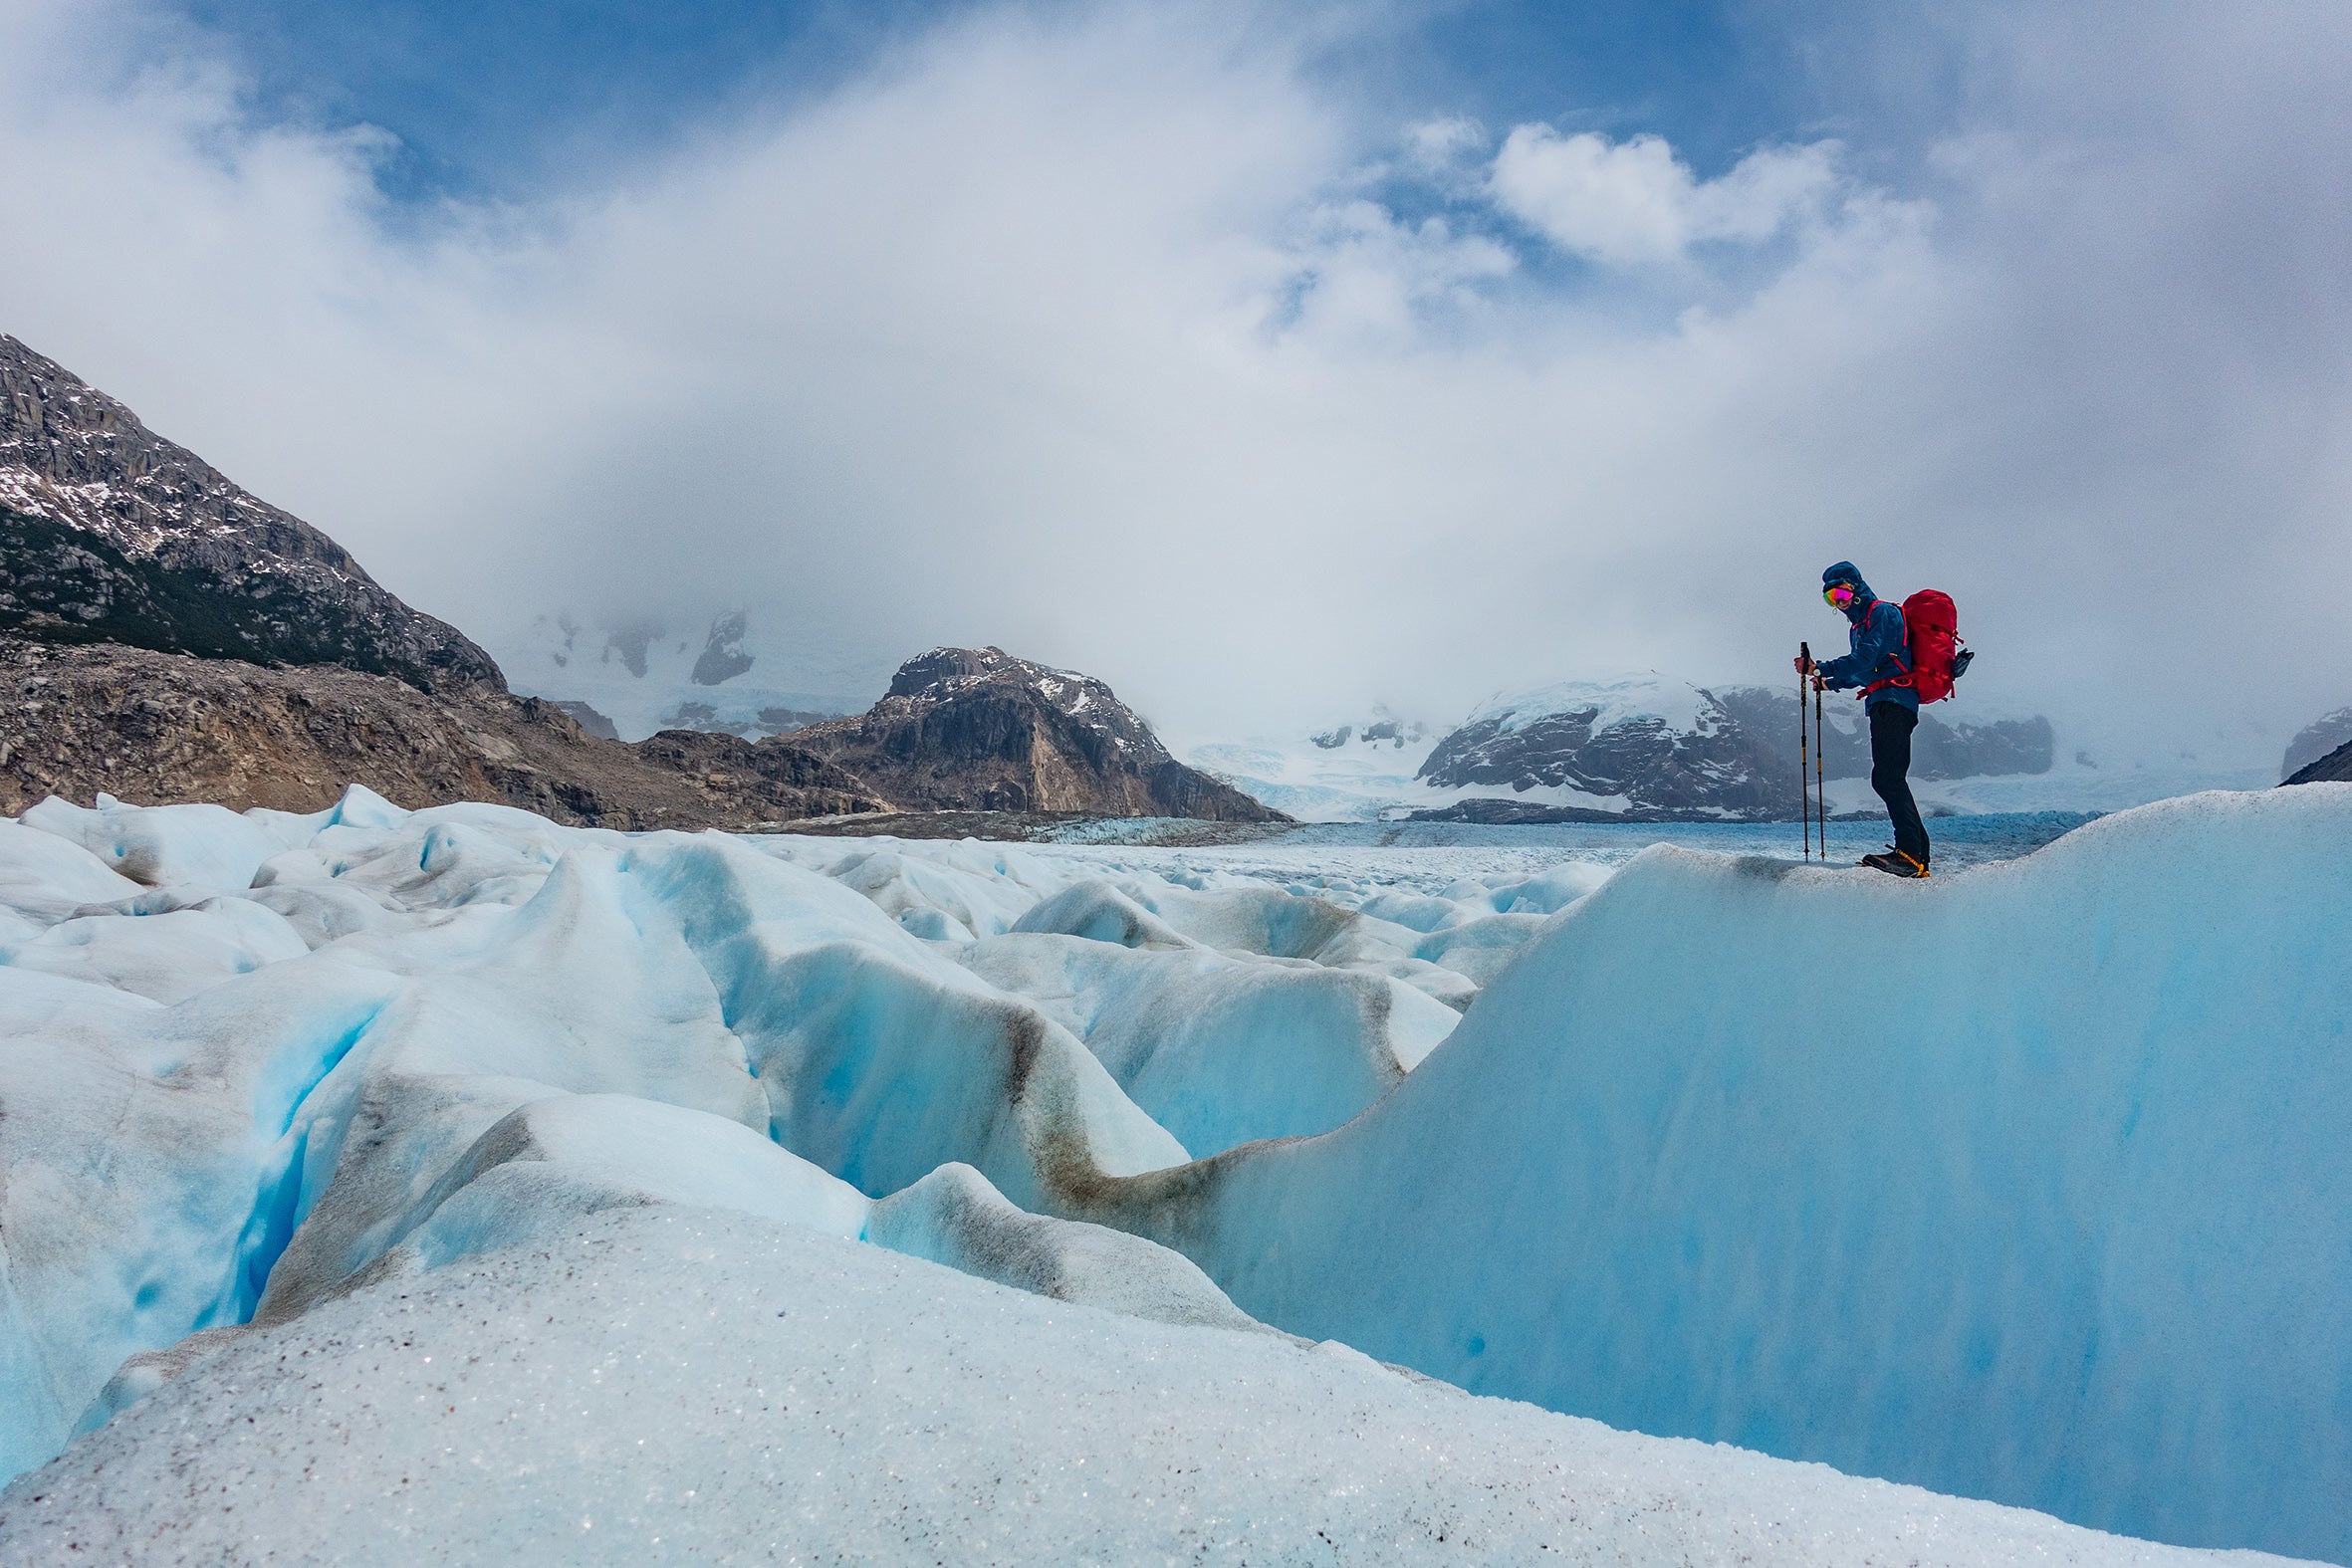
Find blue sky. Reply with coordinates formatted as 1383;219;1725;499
178;1;1824;201
174;0;986;200
3;0;2348;758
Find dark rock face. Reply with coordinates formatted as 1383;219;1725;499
0;638;885;828
551;699;620;740
1410;681;2058;822
1358;719;1422;748
2283;708;2352;782
604;621;658;678
793;647;1286;821
1916;716;2053;779
1417;688;1796;819
690;611;755;687
0;335;501;694
1711;685;1871;781
2283;737;2352;785
1310;718;1425;751
1712;686;2054;782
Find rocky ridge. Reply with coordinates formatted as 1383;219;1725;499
1402;677;2059;823
1711;687;2055;783
2283;708;2352;783
1415;681;1795;821
790;647;1284;821
0;637;885;828
0;336;499;693
2284;736;2352;785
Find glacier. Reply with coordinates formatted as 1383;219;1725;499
0;782;2345;1562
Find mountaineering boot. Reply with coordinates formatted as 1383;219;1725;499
1859;848;1930;879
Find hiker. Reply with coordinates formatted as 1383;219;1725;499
1797;561;1930;877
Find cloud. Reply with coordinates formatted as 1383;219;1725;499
0;0;2348;765
1269;201;1515;346
1488;126;1842;267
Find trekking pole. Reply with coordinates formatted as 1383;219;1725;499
1797;642;1812;859
1813;662;1827;860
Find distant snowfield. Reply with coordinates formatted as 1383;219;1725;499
0;784;2345;1563
1188;730;1647;821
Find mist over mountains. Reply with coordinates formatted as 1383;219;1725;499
2;324;2335;827
501;608;888;743
0;335;1266;828
519;595;2314;823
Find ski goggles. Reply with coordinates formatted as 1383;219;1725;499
1823;583;1856;608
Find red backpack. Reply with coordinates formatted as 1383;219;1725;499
1866;589;1969;704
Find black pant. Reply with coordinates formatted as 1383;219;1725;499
1869;702;1930;866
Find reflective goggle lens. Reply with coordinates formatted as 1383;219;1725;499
1824;584;1853;606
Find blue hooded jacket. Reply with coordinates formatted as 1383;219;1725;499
1815;561;1919;714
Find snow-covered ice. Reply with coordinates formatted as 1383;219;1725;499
0;1207;2305;1567
0;781;2344;1562
1822;761;2283;818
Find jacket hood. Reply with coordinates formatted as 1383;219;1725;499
1822;561;1875;621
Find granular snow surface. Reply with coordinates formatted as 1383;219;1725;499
0;1208;2286;1567
0;783;2342;1564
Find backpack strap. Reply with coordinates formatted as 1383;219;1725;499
1860;600;1914;696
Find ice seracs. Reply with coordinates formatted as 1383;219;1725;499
0;780;2346;1561
1050;785;2352;1561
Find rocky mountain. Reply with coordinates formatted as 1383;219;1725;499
0;336;1258;829
791;647;1285;821
2283;708;2352;782
0;637;885;827
1711;687;2055;783
2284;735;2352;784
1412;677;1795;821
1309;717;1429;751
0;335;499;694
1397;675;2059;824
